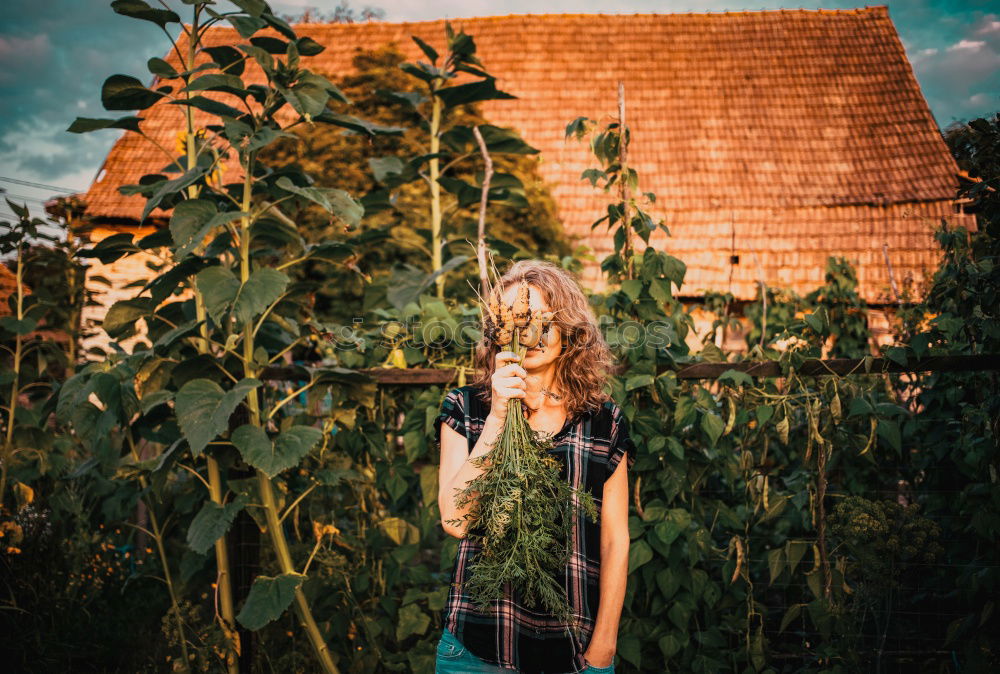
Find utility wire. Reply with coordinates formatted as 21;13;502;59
1;191;55;205
0;175;79;194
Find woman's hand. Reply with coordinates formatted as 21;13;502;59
488;351;526;422
583;643;616;669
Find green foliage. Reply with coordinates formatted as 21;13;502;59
562;112;1000;672
258;44;569;320
805;257;869;357
236;573;305;630
828;496;943;589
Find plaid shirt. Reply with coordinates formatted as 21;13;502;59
435;385;636;674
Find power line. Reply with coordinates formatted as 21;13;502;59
0;176;79;195
1;191;54;205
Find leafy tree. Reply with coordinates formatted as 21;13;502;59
279;1;385;24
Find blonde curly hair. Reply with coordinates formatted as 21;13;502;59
472;259;614;419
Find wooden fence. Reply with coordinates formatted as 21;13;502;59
264;353;1000;385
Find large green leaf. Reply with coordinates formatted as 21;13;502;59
226;14;268;39
139;164;210;222
628;540;653;573
236;573;304;630
187;495;247;555
230;0;267;17
625;374;653;391
618;634;642;669
659;632;683;658
411;35;439;64
110;0;179;29
386;256;469;310
170;200;244;258
192;263;284;328
181;73;248;98
103;298;155;339
232;424;322;477
296;36;325;56
700;411;724;447
436;78;515;108
147;57;178;78
195;266;240;324
231;268;289;325
175;378;260;456
369;156;418;187
396;603;430;641
202;46;246;77
148;256;210;303
767;547;785;585
312;110;404;138
168;95;246;120
67;116;144;134
280;72;343;117
274;177;363;227
101;74;164;111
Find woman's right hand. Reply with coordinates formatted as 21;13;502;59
489;351;527;422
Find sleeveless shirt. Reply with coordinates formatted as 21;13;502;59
435;385;636;674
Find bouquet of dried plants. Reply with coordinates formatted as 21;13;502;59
446;281;599;632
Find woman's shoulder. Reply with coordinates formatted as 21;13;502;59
442;384;489;415
577;397;622;440
597;397;625;421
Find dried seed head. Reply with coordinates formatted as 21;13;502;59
482;284;519;347
486;286;500;323
512;281;531;327
519;310;545;348
499;302;514;329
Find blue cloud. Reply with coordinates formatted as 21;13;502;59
0;0;170;192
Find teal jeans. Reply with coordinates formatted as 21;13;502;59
435;626;615;674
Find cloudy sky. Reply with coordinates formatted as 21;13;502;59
1;0;997;217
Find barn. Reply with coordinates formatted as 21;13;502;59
77;7;974;349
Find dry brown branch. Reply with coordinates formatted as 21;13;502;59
472;125;494;298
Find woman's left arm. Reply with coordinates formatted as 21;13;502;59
583;456;630;668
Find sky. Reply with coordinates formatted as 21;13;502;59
0;0;998;218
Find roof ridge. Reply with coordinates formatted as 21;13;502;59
193;6;890;33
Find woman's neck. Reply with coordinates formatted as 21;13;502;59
524;362;563;411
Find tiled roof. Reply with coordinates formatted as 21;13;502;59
81;7;973;301
0;263;19;317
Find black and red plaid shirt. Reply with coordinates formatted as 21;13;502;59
435;385;636;674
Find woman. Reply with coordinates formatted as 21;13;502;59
435;260;635;674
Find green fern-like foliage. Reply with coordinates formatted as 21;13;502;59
446;334;599;632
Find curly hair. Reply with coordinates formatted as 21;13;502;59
472;259;614;419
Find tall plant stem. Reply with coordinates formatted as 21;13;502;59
238;155;339;674
65;205;80;374
617;81;634;280
430;89;444;298
177;8;239;670
127;436;191;672
0;242;24;510
472;125;493;297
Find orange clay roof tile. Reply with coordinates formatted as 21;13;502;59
81;7;973;301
